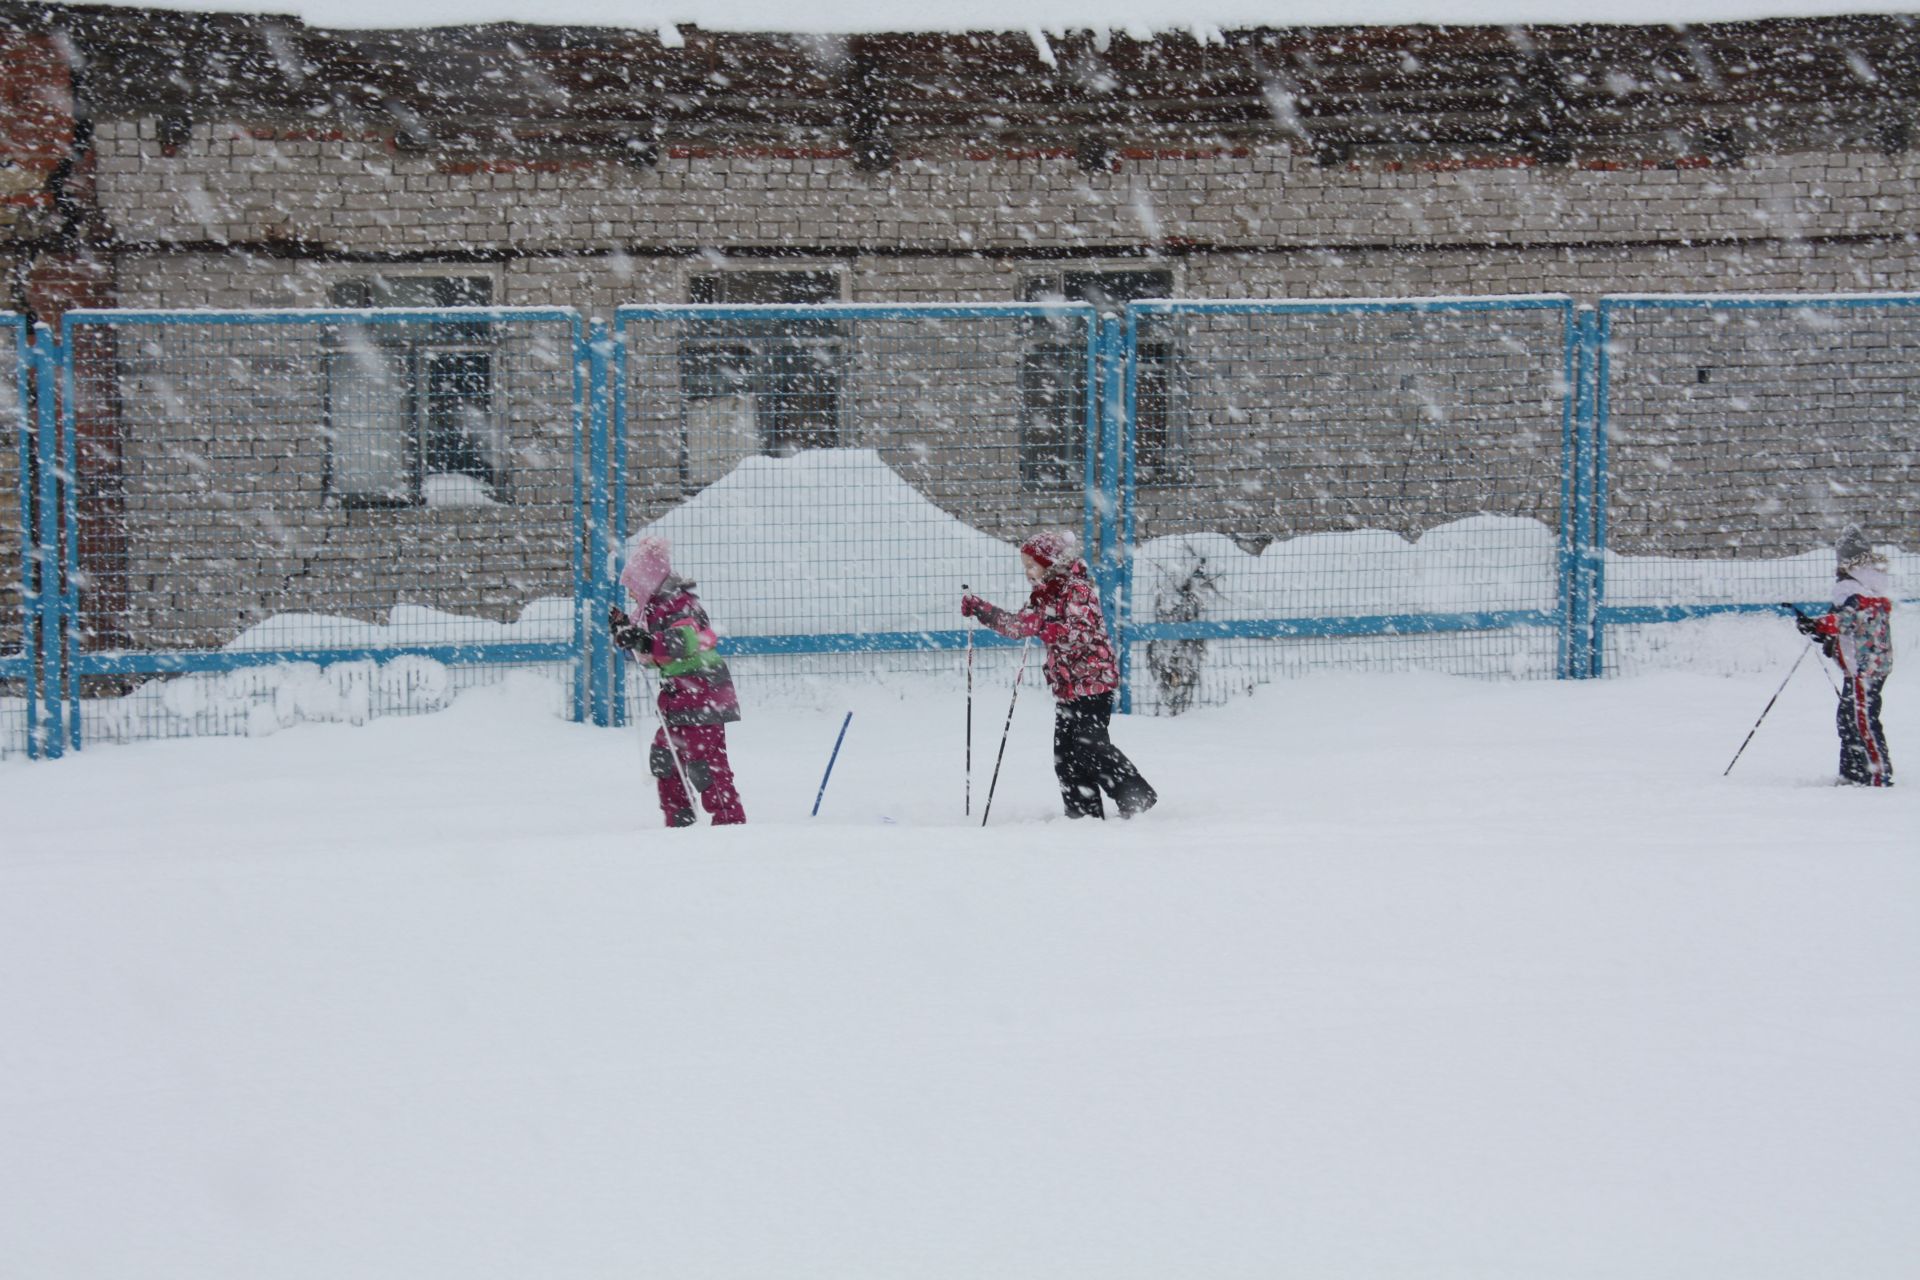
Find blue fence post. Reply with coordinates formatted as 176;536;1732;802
1587;303;1612;678
30;323;64;757
14;320;40;759
1555;304;1576;679
607;317;630;729
1565;304;1599;679
60;324;80;749
1099;313;1132;712
569;321;591;724
1080;311;1101;600
582;319;615;727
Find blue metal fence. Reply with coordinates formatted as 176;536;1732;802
1;314;31;758
602;303;1100;725
7;292;1912;755
1114;297;1581;712
1594;293;1920;675
44;307;585;749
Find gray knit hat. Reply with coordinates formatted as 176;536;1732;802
1834;524;1874;568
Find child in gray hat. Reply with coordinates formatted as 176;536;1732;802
1795;526;1895;786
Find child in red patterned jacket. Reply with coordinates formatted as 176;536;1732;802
1796;525;1895;787
609;537;747;826
962;531;1158;819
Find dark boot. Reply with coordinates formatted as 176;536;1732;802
1112;774;1158;818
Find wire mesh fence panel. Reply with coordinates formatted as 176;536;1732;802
1;316;30;757
1122;298;1575;713
60;308;583;745
1596;294;1920;674
612;304;1097;707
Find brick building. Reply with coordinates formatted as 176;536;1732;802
1;3;1916;653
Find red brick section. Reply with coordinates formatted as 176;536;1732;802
25;250;109;321
2;34;124;646
41;264;130;650
1;32;70;222
5;30;109;325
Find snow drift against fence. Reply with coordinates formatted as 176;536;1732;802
49;448;1910;743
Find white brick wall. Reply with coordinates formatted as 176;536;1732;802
92;120;1920;275
66;118;1920;646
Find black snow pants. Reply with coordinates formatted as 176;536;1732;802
1837;675;1893;787
1053;692;1158;819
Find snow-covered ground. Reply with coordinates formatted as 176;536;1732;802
2;638;1914;1279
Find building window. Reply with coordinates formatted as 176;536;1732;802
679;270;846;488
1019;339;1088;490
1021;269;1183;489
323;274;502;508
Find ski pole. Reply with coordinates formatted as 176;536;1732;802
812;711;853;817
1723;638;1816;777
637;659;702;822
980;638;1033;827
963;585;974;817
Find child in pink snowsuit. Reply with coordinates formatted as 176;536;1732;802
609;537;747;826
962;530;1157;820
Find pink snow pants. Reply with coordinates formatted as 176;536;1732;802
651;723;746;826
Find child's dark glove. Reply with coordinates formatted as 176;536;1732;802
608;605;648;652
1792;613;1820;638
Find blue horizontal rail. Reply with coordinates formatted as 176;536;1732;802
1131;294;1573;317
73;642;574;677
718;629;1027;658
616;302;1097;323
1598;599;1918;626
63;306;581;332
1125;610;1558;643
1600;291;1920;312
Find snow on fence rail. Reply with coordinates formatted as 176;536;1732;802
1;294;1912;757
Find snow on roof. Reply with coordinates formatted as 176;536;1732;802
54;0;1920;34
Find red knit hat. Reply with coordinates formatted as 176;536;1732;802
1020;529;1078;569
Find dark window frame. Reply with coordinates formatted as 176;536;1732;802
678;270;848;490
321;274;503;509
1020;269;1188;491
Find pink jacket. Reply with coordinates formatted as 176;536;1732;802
972;561;1120;701
615;577;742;726
1810;564;1895;683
